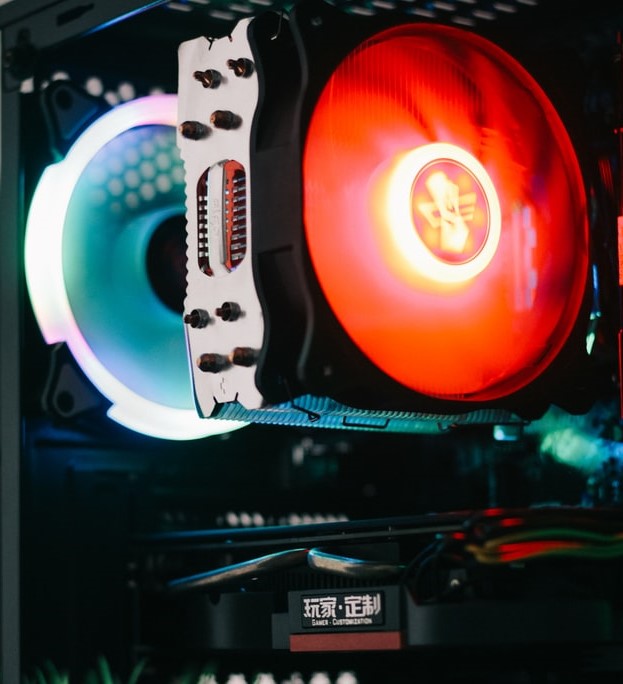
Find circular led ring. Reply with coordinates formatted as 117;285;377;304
24;94;245;440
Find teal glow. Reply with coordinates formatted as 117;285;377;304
62;125;190;409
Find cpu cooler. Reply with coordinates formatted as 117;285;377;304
179;0;599;432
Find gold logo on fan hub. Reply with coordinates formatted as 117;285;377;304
412;158;490;265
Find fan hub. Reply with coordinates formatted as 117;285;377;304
382;143;501;284
411;154;491;266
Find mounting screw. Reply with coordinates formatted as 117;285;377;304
227;57;253;77
215;301;241;321
179;120;210;140
197;353;230;373
210;110;241;130
184;309;210;328
193;69;222;88
3;29;37;81
231;347;258;367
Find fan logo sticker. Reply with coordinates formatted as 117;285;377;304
301;591;384;628
384;143;501;284
412;159;489;265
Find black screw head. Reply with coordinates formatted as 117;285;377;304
179;120;209;140
193;69;222;88
226;58;253;77
215;301;241;321
231;347;258;367
210;110;241;130
184;309;210;328
197;353;230;373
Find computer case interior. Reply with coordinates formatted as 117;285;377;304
2;0;623;682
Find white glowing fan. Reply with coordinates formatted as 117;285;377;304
24;94;244;440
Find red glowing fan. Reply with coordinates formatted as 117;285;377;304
302;22;589;403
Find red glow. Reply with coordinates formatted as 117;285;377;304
499;517;525;529
497;540;584;562
303;24;589;401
